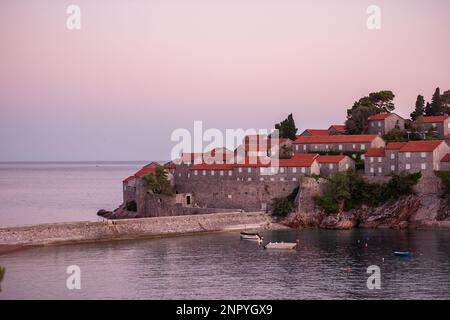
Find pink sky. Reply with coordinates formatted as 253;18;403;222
1;0;450;161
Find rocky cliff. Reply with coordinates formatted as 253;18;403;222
283;175;450;230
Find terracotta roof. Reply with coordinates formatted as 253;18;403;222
328;125;346;132
277;153;319;167
191;163;234;170
386;142;407;150
317;155;347;163
294;134;379;144
441;154;450;162
398;140;443;152
365;148;386;157
368;113;394;121
123;176;135;183
164;161;176;169
301;129;330;136
143;162;160;168
414;116;450;123
134;167;156;177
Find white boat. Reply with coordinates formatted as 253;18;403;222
264;242;297;250
240;232;263;241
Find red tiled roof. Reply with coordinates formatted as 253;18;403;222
414;116;450;123
278;153;319;167
143;162;160;168
164;161;176;169
398;140;443;152
134;167;156;177
294;134;379;144
365;148;386;157
368;113;393;121
317;155;346;163
123;176;135;183
386;142;407;150
441;154;450;162
328;125;346;132
191;163;234;170
302;129;330;136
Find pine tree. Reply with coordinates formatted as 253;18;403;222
424;102;433;116
441;90;450;115
430;87;444;116
275;114;298;140
410;95;425;120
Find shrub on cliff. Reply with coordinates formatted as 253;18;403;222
272;187;299;217
315;170;421;214
435;171;450;199
126;200;137;212
142;166;173;195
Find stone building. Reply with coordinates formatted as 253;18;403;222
367;112;405;136
365;140;450;176
317;155;355;176
413;116;450;139
440;154;450;171
293;134;385;154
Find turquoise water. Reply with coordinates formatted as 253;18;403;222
1;229;450;299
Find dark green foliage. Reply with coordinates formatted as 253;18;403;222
142;166;173;195
315;170;421;214
126;200;137;212
345;91;395;134
272;187;299;217
435;171;450;196
429;87;444;116
0;265;5;292
275;114;298;140
410;95;425;120
383;127;407;142
442;90;450;115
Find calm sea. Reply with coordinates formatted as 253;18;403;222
0;162;149;227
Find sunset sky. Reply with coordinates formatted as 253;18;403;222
1;0;450;161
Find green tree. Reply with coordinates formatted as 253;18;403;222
429;87;444;116
275;114;298;140
345;90;395;134
441;90;450;115
324;172;351;213
410;95;425;120
424;102;432;116
142;166;173;195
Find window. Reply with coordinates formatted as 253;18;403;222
202;170;206;175
270;177;275;181
292;168;297;173
178;173;181;177
220;170;224;176
194;170;198;175
296;145;299;151
378;167;382;173
405;164;411;170
260;177;264;181
421;152;426;158
370;157;374;163
238;168;242;173
325;145;329;149
378;157;382;163
248;168;252;173
352;144;356;149
421;163;426;170
432;123;437;128
405;152;411;158
338;144;343;150
361;155;365;160
390;153;395;160
378;121;381;127
329;164;334;169
314;145;318;149
346;163;349;169
280;177;284;181
228;171;232;176
301;167;306;173
303;145;307;151
211;171;215;176
280;167;285;173
228;195;232;199
247;177;252;181
188;173;191;178
361;144;366;150
260;167;265;174
292;178;297;181
370;167;374;173
391;165;395;172
448;123;450;129
236;177;240;181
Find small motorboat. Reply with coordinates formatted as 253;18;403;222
264;242;297;250
394;251;413;257
240;232;263;241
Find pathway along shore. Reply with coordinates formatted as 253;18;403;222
0;212;274;254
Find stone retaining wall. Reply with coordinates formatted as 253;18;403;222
0;212;270;247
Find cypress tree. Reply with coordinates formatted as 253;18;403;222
430;87;443;116
410;95;425;120
424;102;433;116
